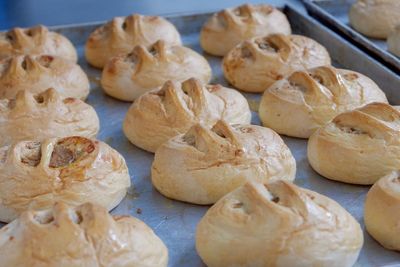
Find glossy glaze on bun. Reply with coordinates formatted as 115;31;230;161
200;4;291;56
0;136;130;223
0;55;90;100
152;120;296;204
101;40;212;101
365;171;400;251
86;14;181;68
123;78;251;153
0;88;99;147
223;34;331;93
0;25;77;62
308;102;400;184
196;180;363;267
0;202;168;266
259;65;388;138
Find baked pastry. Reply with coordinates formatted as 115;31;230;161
259;65;388;138
123;78;251;153
0;202;168;266
388;24;400;57
101;40;212;101
86;14;181;68
200;4;291;56
151;120;296;204
0;55;90;100
0;88;99;147
349;0;400;39
223;34;331;92
308;102;400;185
365;171;400;251
0;25;77;62
0;136;131;223
196;180;363;267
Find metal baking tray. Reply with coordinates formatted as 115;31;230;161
303;0;400;72
1;4;400;267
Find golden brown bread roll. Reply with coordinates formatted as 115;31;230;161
200;4;291;56
349;0;400;39
388;24;400;57
123;78;251;153
0;88;99;147
223;34;331;93
0;136;131;223
196;180;363;267
364;171;400;251
0;202;168;266
259;66;388;138
0;25;77;62
101;40;212;101
0;55;90;100
308;102;400;185
85;14;181;68
152;120;296;204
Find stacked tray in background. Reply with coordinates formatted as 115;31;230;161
304;0;400;72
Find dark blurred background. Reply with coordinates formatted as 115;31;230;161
0;0;290;30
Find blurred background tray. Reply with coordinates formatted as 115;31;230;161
304;0;400;73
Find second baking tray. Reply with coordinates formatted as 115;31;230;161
303;0;400;72
2;3;400;267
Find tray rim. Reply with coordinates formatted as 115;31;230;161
0;9;222;35
47;9;220;31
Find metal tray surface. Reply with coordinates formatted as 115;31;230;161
1;5;400;267
303;0;400;72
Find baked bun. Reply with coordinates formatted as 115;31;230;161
365;171;400;251
0;202;168;266
101;40;212;101
388;24;400;57
200;4;291;56
0;25;77;62
196;180;363;267
0;136;131;223
308;102;400;185
86;14;181;68
349;0;400;39
223;34;331;92
0;55;90;100
259;65;388;138
123;78;251;153
0;88;99;147
152;120;296;204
